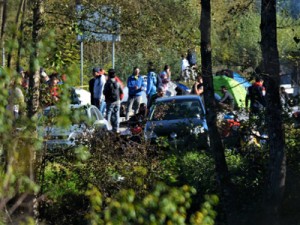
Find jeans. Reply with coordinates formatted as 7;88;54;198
94;98;106;116
126;95;142;120
106;101;120;132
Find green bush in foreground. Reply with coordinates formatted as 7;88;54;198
86;183;218;225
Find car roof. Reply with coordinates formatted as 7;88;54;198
44;104;92;111
155;95;202;103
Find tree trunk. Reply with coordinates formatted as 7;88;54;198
7;0;25;68
260;0;286;224
27;0;44;118
200;0;238;224
16;0;27;69
0;0;7;67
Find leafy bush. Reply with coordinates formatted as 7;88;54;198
86;183;218;225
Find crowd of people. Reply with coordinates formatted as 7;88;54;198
7;53;291;135
88;62;175;133
7;67;67;119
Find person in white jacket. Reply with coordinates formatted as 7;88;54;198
181;54;190;82
93;67;106;115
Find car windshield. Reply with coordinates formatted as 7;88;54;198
150;99;203;121
41;107;90;125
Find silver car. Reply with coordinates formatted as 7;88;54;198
38;104;109;151
144;95;209;149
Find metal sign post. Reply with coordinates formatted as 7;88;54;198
80;40;83;86
76;3;84;87
112;35;115;69
76;4;120;82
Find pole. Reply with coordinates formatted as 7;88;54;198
112;38;115;69
76;1;83;86
80;40;83;87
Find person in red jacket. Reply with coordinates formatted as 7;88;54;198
49;74;60;103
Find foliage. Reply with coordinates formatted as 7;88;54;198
81;130;164;197
2;0;300;82
86;183;218;225
41;162;85;199
1;0;300;224
0;68;39;224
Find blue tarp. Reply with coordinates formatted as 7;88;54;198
176;82;191;92
232;72;251;88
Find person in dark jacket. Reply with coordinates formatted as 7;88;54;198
103;69;123;133
245;77;266;115
280;86;289;109
187;48;197;67
89;67;99;106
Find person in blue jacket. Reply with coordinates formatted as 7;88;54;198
126;67;145;120
146;62;158;100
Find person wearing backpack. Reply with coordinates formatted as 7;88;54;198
187;48;197;67
103;69;124;133
146;62;158;100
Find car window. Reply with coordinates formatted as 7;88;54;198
150;99;203;121
42;107;89;125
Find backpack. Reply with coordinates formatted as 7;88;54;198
249;85;265;107
105;80;120;102
187;52;197;66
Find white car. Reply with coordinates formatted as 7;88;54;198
70;87;91;105
38;104;109;151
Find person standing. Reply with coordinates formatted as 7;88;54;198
187;48;197;67
279;86;289;109
159;64;171;94
49;73;60;104
89;67;99;106
146;62;158;100
181;54;190;82
103;69;123;133
186;49;197;81
245;77;266;115
126;67;145;121
93;68;106;115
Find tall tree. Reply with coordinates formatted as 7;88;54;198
0;0;7;67
27;0;44;118
200;0;237;224
16;0;27;69
7;0;26;68
260;0;286;224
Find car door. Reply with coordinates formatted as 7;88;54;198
90;106;109;130
89;107;100;123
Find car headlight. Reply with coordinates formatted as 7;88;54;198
190;126;205;135
144;130;157;140
68;132;83;143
